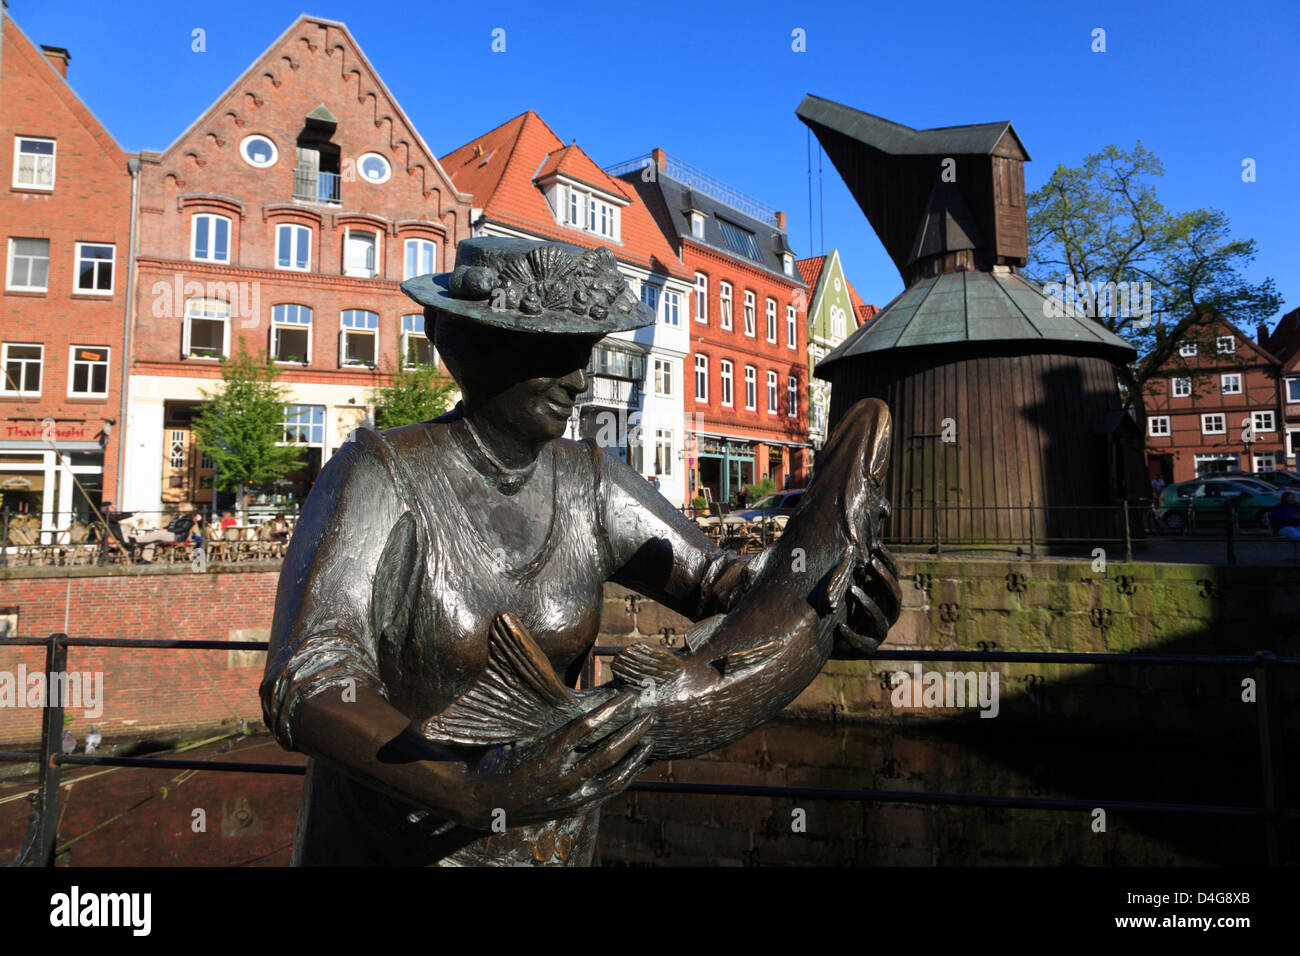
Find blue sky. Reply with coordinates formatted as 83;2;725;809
15;0;1299;322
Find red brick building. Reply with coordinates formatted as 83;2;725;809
122;14;471;517
611;150;809;502
1263;306;1300;467
0;12;133;536
1143;314;1286;483
439;113;696;505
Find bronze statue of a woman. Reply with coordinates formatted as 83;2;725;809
261;237;900;865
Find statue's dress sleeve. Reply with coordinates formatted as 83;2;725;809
260;429;412;750
591;439;747;621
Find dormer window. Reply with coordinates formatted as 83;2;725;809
690;211;705;238
783;253;794;276
549;181;622;241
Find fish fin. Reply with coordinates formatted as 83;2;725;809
684;614;726;653
715;639;784;676
815;551;856;615
611;641;685;689
422;611;579;746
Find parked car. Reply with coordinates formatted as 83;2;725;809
1157;479;1281;530
1249;469;1300;489
732;490;806;521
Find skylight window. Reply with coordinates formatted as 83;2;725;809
717;219;761;261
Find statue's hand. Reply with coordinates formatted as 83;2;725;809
834;487;902;656
447;691;653;830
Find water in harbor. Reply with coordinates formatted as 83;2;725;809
0;716;1288;866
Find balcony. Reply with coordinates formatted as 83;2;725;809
576;374;640;409
293;168;341;204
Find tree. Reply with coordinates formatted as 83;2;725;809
369;348;459;430
192;343;303;515
1026;142;1281;422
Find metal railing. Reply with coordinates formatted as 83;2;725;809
1;508;295;569
2;633;1295;866
602;152;780;227
885;500;1300;566
292;168;340;204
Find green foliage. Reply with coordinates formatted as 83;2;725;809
1026;142;1281;413
742;476;776;502
691;495;707;511
192;342;303;492
370;348;458;430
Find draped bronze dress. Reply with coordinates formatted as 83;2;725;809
261;408;744;865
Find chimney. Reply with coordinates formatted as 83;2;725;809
775;211;786;231
651;148;666;171
41;45;71;79
1258;322;1269;347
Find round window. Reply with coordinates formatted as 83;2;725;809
240;134;278;168
358;153;392;184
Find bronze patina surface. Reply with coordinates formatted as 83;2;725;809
261;237;900;865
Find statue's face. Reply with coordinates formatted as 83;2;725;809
435;315;598;444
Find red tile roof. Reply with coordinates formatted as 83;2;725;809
844;279;878;328
796;255;826;290
440;111;687;277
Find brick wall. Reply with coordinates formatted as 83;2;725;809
0;13;133;495
0;565;276;745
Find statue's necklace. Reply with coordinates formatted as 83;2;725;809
459;417;537;495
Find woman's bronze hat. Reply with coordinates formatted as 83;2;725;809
401;237;654;334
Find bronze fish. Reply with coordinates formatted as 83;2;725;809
422;398;900;761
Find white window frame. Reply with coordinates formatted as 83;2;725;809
653;357;673;397
6;237;50;291
357;153;392;185
402;313;436;368
720;359;734;407
13;137;55;190
786;305;797;349
787;375;798;418
1201;413;1226;435
1148;415;1170;437
689;212;704;239
767;370;778;413
1287;427;1300;460
1179;341;1198;358
694;353;708;402
240;134;278;169
72;242;116;295
694;273;708;323
743;291;756;337
183;298;231;359
1216;335;1235;354
340;309;379;367
1220;373;1242;395
190;213;231;263
744;365;756;410
1287;377;1300;404
1194;453;1238;476
271;304;313;365
1252;410;1276;433
1172;377;1192;398
719;282;733;330
275;224;311;272
67;345;110;398
654;429;674;478
1254;451;1278;472
663;290;681;327
783;253;794;276
830;304;847;338
403;238;435;280
343;228;379;279
1;342;43;395
765;298;777;343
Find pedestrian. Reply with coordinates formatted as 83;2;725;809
1151;474;1166;498
1271;491;1300;539
134;510;201;563
219;510;238;531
